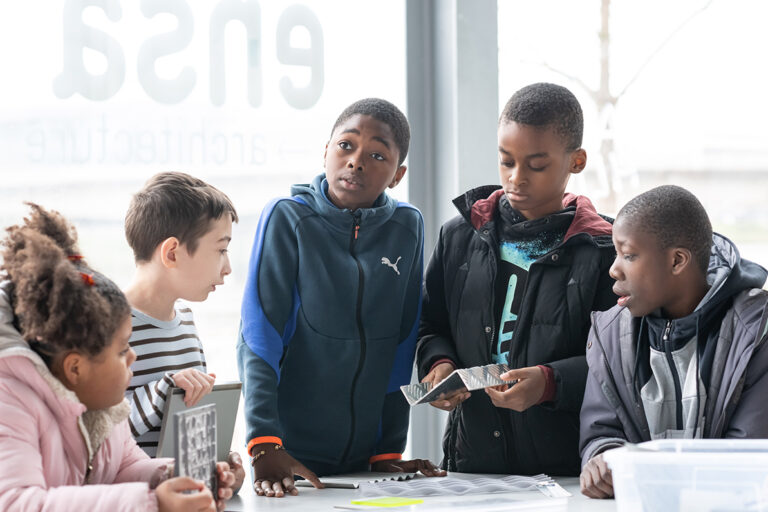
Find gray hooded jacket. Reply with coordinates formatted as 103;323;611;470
580;234;768;465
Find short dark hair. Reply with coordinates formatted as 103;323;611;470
330;98;410;166
618;185;713;273
125;172;238;262
1;203;130;361
500;82;583;152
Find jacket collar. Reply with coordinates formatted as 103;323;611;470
453;185;613;243
290;173;399;234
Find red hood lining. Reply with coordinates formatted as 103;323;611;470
469;190;612;240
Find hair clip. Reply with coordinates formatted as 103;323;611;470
67;254;83;261
80;272;95;286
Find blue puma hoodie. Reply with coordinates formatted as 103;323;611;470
237;173;423;475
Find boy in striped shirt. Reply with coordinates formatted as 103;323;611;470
123;172;244;491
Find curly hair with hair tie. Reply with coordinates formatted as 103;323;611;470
1;203;130;361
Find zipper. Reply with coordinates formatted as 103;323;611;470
479;230;498;362
504;262;537;366
341;215;366;463
482;230;514;470
662;320;684;430
79;424;94;484
487;304;497;363
447;406;460;471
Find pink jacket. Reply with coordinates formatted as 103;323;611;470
0;288;174;511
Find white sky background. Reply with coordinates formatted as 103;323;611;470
499;0;768;173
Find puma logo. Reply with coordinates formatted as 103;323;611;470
381;256;402;275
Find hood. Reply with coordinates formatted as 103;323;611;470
697;233;768;314
452;185;613;242
0;284;131;458
0;284;59;372
635;234;767;390
289;173;400;234
644;234;767;337
672;233;765;338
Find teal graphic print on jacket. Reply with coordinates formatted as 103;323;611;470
495;235;563;363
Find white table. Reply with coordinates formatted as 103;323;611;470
224;474;617;511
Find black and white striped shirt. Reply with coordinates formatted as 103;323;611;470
125;305;207;456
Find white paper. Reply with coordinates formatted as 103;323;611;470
418;497;569;511
359;474;555;497
295;472;417;489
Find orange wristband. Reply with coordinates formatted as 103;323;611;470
247;436;283;457
369;453;402;464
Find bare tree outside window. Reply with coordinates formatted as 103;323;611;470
539;0;714;212
499;0;768;268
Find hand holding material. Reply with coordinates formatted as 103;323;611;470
421;363;470;411
484;366;543;412
156;477;215;512
172;369;216;407
227;451;246;495
214;462;235;510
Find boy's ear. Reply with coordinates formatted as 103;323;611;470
323;142;329;168
570;149;587;174
388;165;407;188
159;237;181;269
670;247;693;276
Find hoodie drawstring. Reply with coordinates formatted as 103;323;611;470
693;315;702;438
632;317;647;399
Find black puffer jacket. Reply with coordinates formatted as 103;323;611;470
417;186;617;476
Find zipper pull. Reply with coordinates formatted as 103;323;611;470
663;320;672;342
348;216;361;252
351;215;361;240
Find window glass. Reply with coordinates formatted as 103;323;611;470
0;1;407;381
498;0;768;268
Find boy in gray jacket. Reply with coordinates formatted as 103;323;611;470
579;185;768;498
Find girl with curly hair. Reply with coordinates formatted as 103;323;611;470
0;203;235;511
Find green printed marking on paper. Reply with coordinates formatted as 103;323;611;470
350;497;424;507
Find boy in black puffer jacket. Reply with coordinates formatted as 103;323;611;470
417;82;617;476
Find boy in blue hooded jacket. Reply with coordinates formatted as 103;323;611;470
237;98;445;498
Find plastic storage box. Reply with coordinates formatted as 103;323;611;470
604;439;768;512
